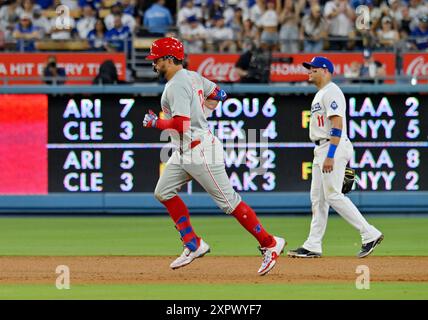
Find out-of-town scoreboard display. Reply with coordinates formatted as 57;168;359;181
1;94;426;194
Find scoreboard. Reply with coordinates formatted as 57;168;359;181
1;93;427;194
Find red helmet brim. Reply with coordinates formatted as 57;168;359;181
146;54;158;60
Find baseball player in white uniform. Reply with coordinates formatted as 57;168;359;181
287;56;384;258
142;37;285;275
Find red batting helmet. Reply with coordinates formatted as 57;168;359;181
146;37;185;61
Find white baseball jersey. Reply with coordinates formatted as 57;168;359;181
160;69;216;148
309;81;348;142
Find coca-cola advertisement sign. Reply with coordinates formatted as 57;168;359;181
189;54;241;82
403;53;428;82
187;53;396;83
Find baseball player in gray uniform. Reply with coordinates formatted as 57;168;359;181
142;37;285;275
287;56;384;259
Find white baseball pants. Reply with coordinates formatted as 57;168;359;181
154;134;241;214
303;138;382;254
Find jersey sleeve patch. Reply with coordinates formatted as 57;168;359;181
330;101;338;110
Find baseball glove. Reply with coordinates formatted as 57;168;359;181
342;167;356;194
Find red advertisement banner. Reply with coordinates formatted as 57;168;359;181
402;53;428;83
187;53;396;83
188;54;241;82
0;94;48;194
0;53;126;85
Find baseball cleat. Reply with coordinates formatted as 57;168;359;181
170;239;210;269
287;247;322;258
357;234;384;258
257;236;286;276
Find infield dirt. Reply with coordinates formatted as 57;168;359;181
0;256;427;284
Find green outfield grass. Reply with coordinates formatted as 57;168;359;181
0;283;427;300
0;215;426;256
0;215;427;300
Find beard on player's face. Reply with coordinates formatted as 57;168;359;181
153;59;167;77
157;66;166;77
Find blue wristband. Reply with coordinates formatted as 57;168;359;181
209;87;228;101
327;144;337;158
216;89;227;101
330;128;342;137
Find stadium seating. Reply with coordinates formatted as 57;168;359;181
1;0;428;82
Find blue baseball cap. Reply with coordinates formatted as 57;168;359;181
213;14;224;21
303;56;334;74
187;15;198;23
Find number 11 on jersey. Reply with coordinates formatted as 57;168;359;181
317;115;324;127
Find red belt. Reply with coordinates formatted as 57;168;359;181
179;139;201;154
190;140;201;149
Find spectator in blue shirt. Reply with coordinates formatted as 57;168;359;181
105;14;132;52
12;13;41;52
143;0;173;36
88;18;108;51
78;0;102;9
35;0;53;9
205;0;225;5
350;0;373;9
246;0;256;8
122;0;136;16
411;15;428;50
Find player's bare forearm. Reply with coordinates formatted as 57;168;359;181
323;115;343;173
329;115;342;145
204;99;219;110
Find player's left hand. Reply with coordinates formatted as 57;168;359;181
323;157;334;173
143;110;158;128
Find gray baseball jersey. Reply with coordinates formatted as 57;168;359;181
155;69;241;214
160;69;216;147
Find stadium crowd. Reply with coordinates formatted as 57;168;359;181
0;0;427;52
177;0;428;53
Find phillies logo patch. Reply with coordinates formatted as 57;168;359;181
330;101;338;110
